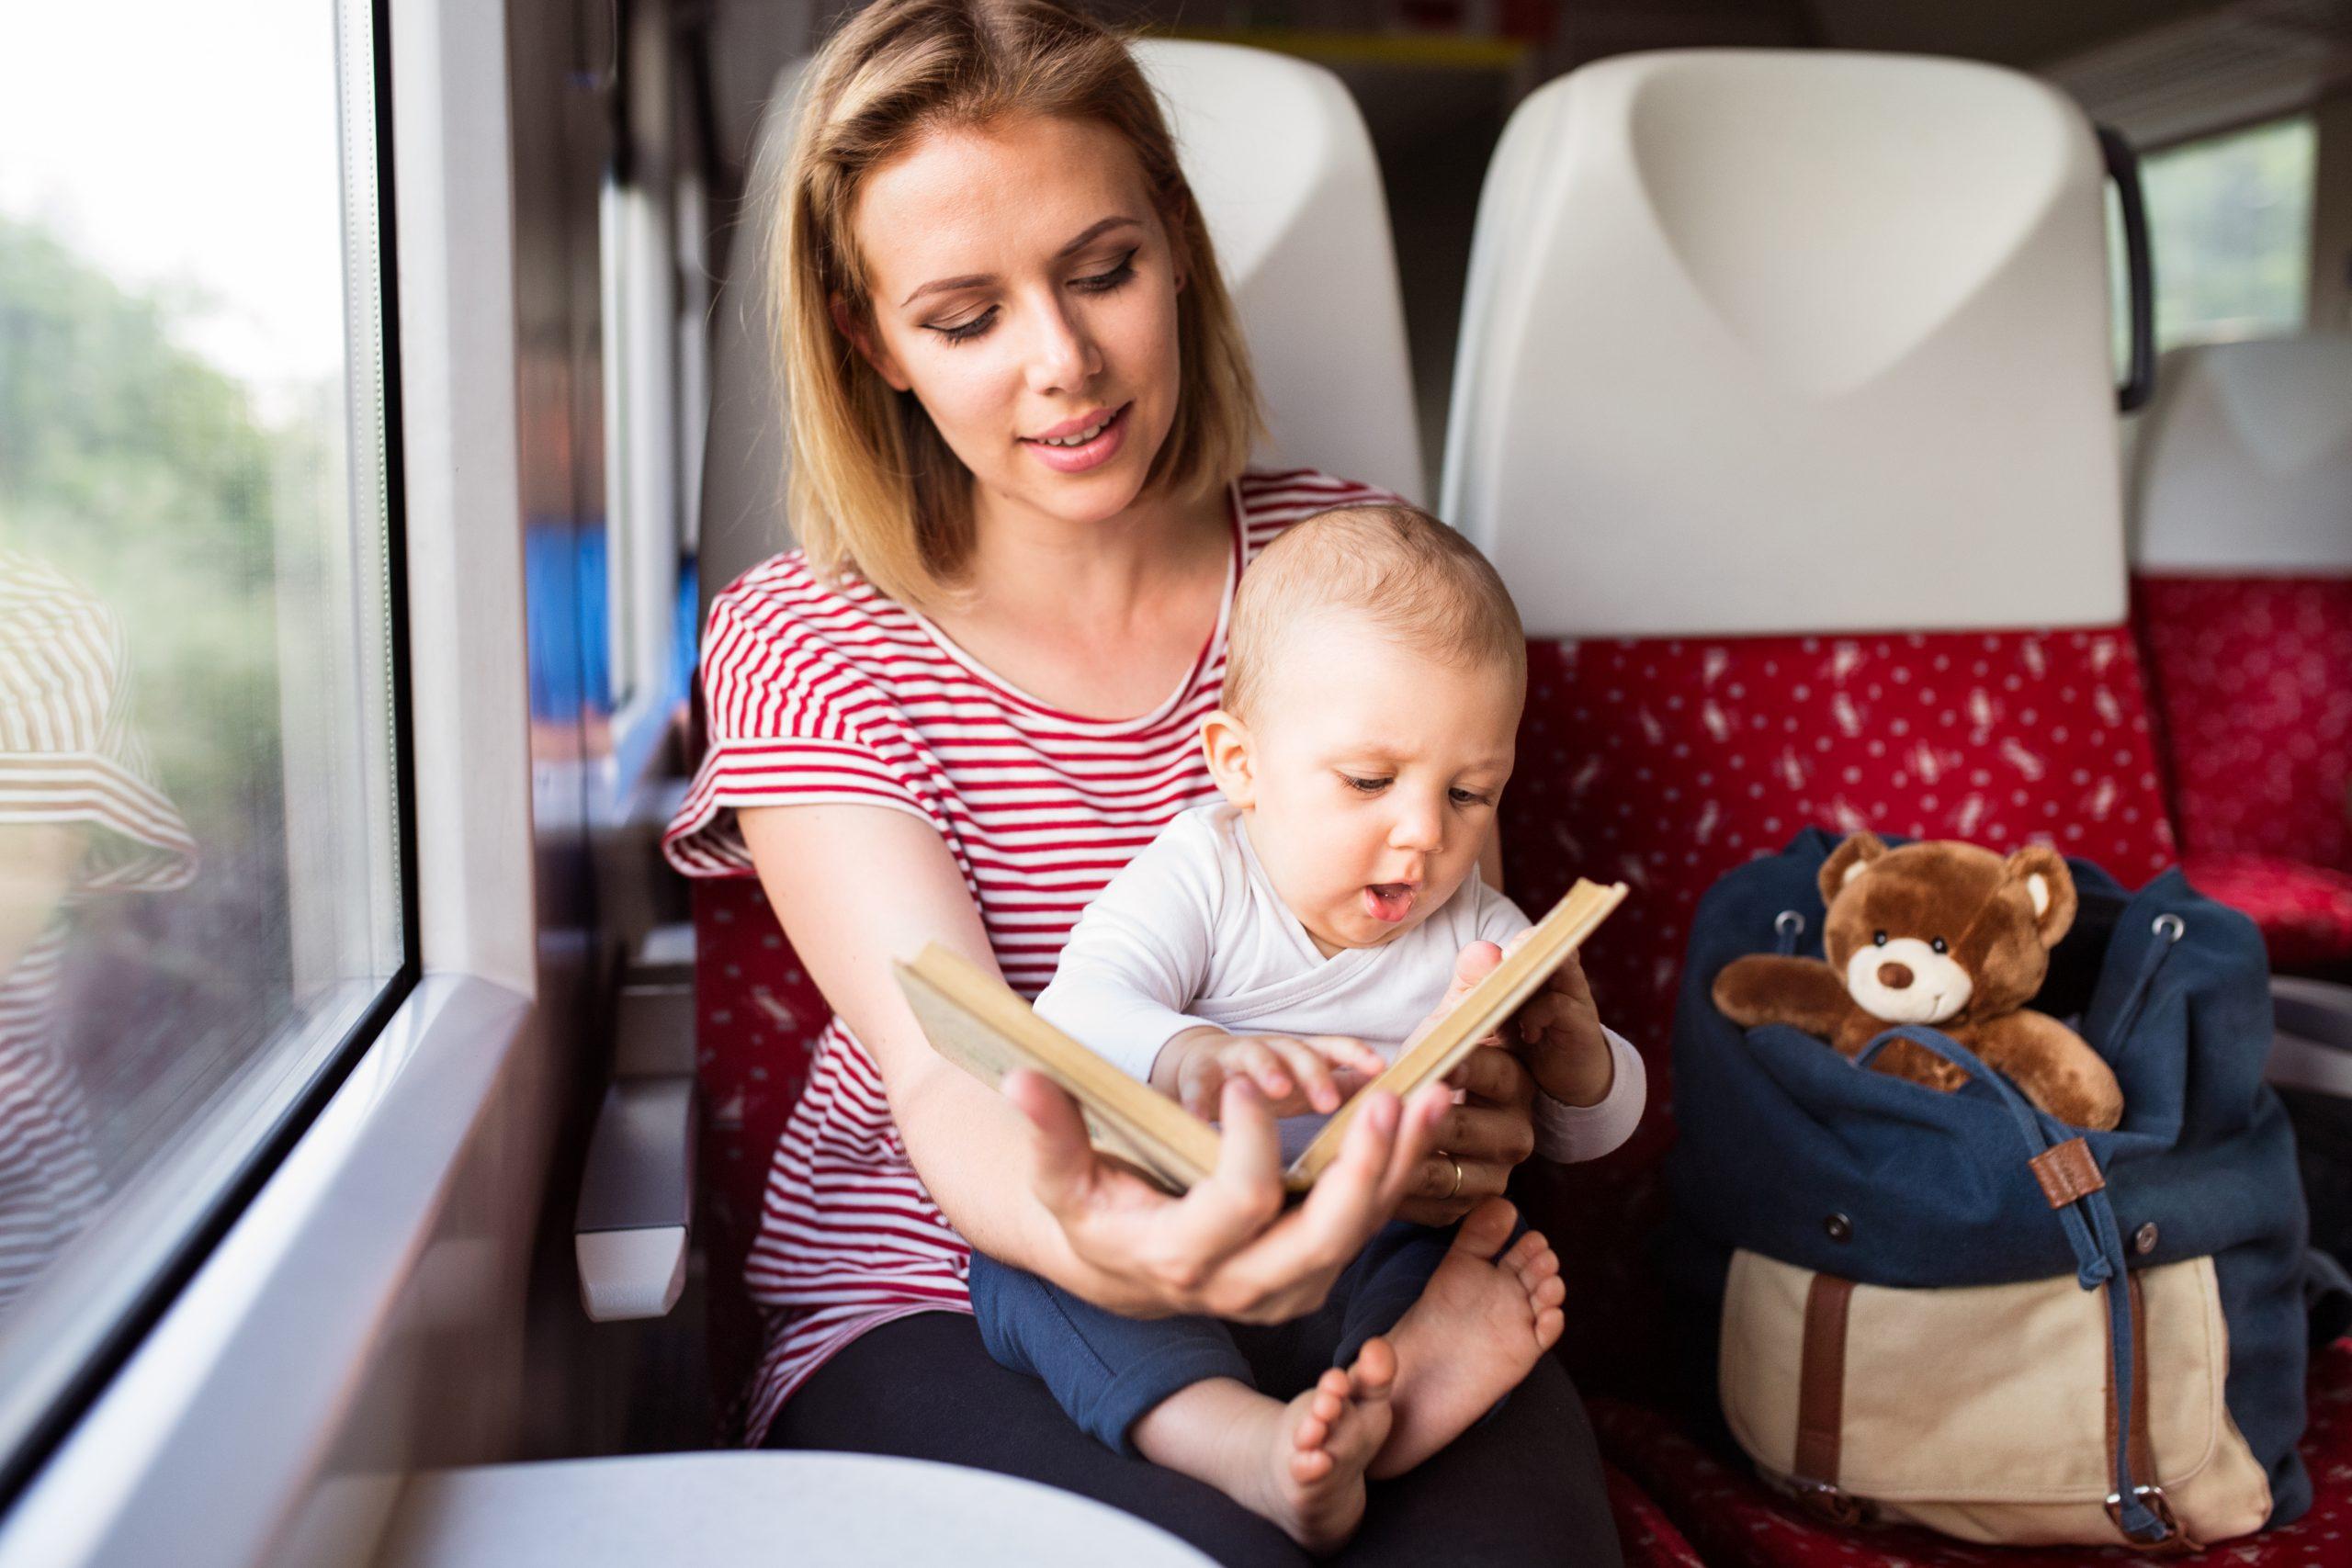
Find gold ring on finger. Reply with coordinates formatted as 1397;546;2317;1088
1445;1156;1464;1200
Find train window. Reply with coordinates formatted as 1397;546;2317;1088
0;0;406;1472
2144;115;2318;350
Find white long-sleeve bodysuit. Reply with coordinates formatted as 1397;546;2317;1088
1034;802;1645;1165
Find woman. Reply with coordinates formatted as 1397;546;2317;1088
663;3;1624;1561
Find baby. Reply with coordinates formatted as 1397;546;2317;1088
968;503;1646;1551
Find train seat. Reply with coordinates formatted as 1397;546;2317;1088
2129;335;2352;976
1440;48;2352;1562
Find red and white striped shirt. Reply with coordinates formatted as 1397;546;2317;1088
663;469;1390;1443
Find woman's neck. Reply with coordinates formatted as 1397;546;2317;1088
960;479;1230;629
926;479;1235;720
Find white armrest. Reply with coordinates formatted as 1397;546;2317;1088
574;1077;695;1322
2264;976;2352;1100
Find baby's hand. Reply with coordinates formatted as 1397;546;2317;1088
1164;1031;1388;1121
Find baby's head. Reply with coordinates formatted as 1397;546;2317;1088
1206;502;1526;953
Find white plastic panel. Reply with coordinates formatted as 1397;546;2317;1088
1442;50;2129;639
1136;39;1423;504
376;1453;1217;1567
2131;336;2352;572
699;39;1423;609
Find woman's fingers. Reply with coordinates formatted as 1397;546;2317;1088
1001;1068;1100;1216
1448;1042;1535;1109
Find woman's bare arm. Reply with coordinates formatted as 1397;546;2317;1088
735;801;1452;1320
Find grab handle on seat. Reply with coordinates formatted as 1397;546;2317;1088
2101;126;2156;414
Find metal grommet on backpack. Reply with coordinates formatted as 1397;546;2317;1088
1664;828;2320;1551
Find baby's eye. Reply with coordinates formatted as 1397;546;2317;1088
1872;930;1888;946
1449;787;1494;807
1340;774;1390;795
1930;937;1949;954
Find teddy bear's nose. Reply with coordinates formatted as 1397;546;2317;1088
1878;962;1915;989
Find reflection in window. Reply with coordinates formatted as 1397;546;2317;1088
0;0;403;1460
2144;116;2316;351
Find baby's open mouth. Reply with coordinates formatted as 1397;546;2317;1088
1363;882;1417;923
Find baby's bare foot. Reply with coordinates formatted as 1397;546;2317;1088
1370;1196;1565;1480
1233;1345;1396;1552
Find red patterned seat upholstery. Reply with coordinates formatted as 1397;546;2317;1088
2136;575;2352;974
2128;338;2352;976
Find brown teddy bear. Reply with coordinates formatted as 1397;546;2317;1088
1712;831;2124;1131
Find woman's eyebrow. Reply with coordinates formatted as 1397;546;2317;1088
897;216;1144;309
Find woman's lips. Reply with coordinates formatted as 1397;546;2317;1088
1020;402;1130;474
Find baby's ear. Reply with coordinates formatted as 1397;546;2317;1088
1199;709;1256;807
1817;830;1888;908
2003;844;2077;949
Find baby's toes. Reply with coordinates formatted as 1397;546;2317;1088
1350;1337;1396;1402
1533;1304;1565;1352
1290;1444;1334;1483
1532;1273;1566;1314
1499;1229;1553;1276
1456;1197;1519;1258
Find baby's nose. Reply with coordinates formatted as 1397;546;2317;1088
1878;962;1915;989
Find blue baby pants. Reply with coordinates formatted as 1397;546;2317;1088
969;1219;1465;1457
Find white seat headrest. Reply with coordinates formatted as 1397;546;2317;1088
2131;334;2352;572
1442;50;2128;639
698;39;1421;611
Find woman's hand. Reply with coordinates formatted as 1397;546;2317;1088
1151;1025;1388;1119
1392;941;1546;1224
1004;1068;1452;1323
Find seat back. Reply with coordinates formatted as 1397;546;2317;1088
690;39;1425;1281
1443;50;2127;639
1444;50;2175;1392
2129;335;2352;872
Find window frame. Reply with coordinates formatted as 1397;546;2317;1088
0;0;421;1510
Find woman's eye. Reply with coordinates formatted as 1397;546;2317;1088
1071;250;1138;293
1931;937;1949;954
1340;775;1389;795
1872;930;1888;946
926;306;998;344
930;311;997;344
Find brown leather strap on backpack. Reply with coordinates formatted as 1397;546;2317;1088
1792;1273;1869;1525
2101;1269;2204;1554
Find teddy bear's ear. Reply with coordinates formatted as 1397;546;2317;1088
2004;844;2078;949
1817;830;1889;907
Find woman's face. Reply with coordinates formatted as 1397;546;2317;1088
844;113;1188;532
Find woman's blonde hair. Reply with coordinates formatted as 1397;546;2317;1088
771;0;1261;610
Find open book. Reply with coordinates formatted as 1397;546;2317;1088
893;878;1628;1195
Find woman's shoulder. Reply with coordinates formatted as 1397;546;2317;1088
705;549;922;670
1235;468;1406;563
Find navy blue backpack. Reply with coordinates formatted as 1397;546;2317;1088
1664;828;2322;1551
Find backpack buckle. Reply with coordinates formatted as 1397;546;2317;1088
1792;1479;1871;1528
2106;1485;2201;1554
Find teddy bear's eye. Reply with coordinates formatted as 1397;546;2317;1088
1931;937;1949;954
1872;931;1888;946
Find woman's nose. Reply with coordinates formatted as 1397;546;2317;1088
1023;297;1102;396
